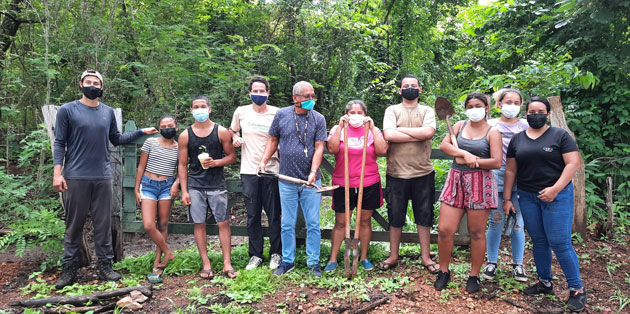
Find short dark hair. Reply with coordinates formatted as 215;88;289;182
191;95;209;107
498;88;523;103
464;92;489;108
248;76;270;92
158;114;177;126
399;74;420;87
526;96;551;112
345;99;367;114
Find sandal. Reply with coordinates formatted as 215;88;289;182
223;269;238;279
422;262;440;274
147;268;164;284
199;268;214;280
377;260;398;271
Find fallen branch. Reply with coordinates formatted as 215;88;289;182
44;302;116;313
348;295;390;314
0;228;12;235
11;285;151;308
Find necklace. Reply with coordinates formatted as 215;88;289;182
293;109;310;158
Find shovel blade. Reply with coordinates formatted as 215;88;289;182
435;97;455;121
351;239;359;277
344;238;352;279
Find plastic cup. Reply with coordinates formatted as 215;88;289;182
198;153;209;169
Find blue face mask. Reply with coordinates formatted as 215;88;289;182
300;99;315;110
192;108;209;122
251;94;268;106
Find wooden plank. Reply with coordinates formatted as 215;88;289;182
548;96;586;236
122;221;468;245
111;109;124;261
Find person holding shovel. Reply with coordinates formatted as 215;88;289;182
434;92;502;292
258;81;327;277
178;95;238;279
380;74;439;274
324;100;388;273
483;88;529;283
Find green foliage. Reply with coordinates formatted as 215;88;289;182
215;268;278;303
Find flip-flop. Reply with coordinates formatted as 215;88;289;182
376;261;398;271
147;267;164;284
223;269;238;279
422;262;440;274
199;269;214;280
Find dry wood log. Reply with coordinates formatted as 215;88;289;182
43;302;115;314
605;176;614;235
0;228;12;235
10;285;151;308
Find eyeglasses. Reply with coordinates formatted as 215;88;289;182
296;94;316;100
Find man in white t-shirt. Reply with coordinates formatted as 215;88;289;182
230;76;282;270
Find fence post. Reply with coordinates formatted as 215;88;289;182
121;120;138;242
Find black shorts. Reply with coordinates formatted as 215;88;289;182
332;181;383;213
385;172;435;228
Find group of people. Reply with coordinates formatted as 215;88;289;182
52;70;586;312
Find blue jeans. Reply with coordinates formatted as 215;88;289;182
486;190;525;264
518;183;582;289
278;179;322;267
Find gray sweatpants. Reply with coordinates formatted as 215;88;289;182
62;179;114;263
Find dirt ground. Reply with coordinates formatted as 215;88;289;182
1;227;629;314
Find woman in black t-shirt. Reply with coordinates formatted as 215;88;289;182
503;96;586;312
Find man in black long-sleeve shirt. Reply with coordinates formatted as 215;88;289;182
52;70;157;289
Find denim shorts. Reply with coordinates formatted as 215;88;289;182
139;175;175;201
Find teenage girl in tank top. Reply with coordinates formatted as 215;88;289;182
434;92;503;292
135;114;180;283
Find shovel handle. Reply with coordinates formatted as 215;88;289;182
445;116;459;149
354;121;370;240
344;121;351;239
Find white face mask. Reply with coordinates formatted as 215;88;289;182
501;104;520;119
465;107;486;122
348;114;365;128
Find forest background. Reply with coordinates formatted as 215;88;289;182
0;0;629;262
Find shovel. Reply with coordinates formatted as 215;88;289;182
257;171;339;193
351;120;370;278
435;97;459;149
343;121;352;279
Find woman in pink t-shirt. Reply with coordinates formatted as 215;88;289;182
324;100;388;272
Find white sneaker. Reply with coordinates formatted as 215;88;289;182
269;254;282;270
246;256;263;270
512;264;528;282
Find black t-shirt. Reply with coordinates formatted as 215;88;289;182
506;127;578;193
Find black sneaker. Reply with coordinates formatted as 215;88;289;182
54;262;77;289
466;276;480;293
482;263;497;280
434;270;450;290
567;290;587;312
97;259;122;281
523;281;554;296
308;264;322;278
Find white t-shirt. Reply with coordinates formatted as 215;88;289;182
230;104;280;174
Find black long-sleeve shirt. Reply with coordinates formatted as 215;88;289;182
53;100;143;179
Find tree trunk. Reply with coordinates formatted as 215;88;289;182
548;96;587;237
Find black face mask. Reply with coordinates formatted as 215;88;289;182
160;127;177;139
81;86;103;100
401;88;419;100
527;113;548;129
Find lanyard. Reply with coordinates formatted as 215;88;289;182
293;109;310;158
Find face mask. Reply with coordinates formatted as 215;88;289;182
465;107;486;122
527;113;548;129
250;94;268;106
81;86;103;100
401;88;419;101
160;127;177;139
300;99;315;110
348;114;365;128
501;104;520;119
192;108;209;122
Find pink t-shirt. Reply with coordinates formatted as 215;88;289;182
328;125;381;187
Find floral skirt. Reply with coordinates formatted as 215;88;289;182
439;168;498;210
